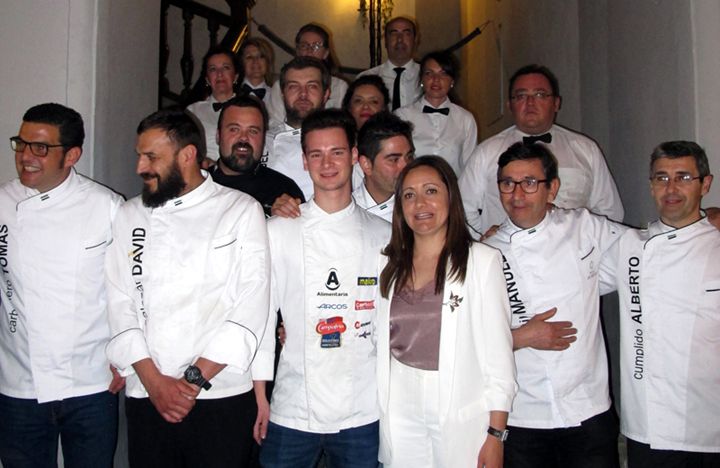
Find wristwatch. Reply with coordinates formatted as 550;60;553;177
184;365;212;390
487;426;509;442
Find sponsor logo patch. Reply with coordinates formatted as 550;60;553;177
354;300;375;310
357;276;377;286
325;268;340;291
316;316;346;348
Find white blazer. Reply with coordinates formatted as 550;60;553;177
376;242;517;467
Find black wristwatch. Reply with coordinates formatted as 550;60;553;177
184;365;212;390
487;426;509;442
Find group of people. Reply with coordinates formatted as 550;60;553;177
0;14;718;468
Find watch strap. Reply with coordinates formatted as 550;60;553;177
487;426;509;442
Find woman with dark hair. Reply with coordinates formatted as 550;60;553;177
186;46;240;163
395;51;477;176
342;75;390;129
376;155;516;468
238;37;274;102
265;23;349;124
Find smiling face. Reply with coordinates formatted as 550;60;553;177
421;58;453;106
509;73;560;135
217;105;265;174
15;122;78;192
401;165;450;239
302;127;357;194
498;158;559;229
206;53;238;100
241;45;268;85
135;128;188;207
348;84;386;129
650;156;712;228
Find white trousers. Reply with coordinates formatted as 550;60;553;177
385;357;443;468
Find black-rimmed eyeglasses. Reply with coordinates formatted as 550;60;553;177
10;136;65;157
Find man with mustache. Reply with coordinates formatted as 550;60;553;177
106;109;271;467
265;56;330;203
210;95;304;216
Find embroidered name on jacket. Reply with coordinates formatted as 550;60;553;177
0;224;18;333
130;227;148;319
501;254;529;323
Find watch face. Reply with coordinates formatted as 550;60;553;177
185;366;200;382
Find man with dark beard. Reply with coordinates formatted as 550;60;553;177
105;109;271;468
265;56;330;202
210;95;304;217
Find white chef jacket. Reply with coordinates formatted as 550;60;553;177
105;173;270;399
613;217;720;452
264;121;313;201
483;207;625;428
395;97;477;176
460;124;624;237
265;76;348;126
187;94;233;161
357;60;422;110
0;169;123;403
263;199;390;432
352;183;394;222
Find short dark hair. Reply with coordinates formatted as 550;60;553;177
384;16;417;38
342;75;390;113
22;103;84;149
295;23;330;48
201;45;240;80
137;109;205;165
650;140;710;178
218;95;269;133
497;141;559;186
280;56;330;92
301;108;356;153
357;112;414;163
509;64;560;98
420;50;458;82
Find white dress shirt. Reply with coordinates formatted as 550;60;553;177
358;60;422;110
395;97;477;176
0;170;123;403
613;217;720;452
460;124;624;236
263;199;390;433
105;173;270;399
264;121;313;201
186;94;232;161
483;207;625;428
241;78;271;102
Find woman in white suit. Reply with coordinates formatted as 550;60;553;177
377;156;517;467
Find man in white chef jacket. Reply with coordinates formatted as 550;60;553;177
460;64;624;237
353;111;415;222
612;141;720;467
258;109;390;468
0;103;124;467
105;109;270;467
483;141;625;468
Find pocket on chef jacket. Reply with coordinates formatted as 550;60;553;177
78;237;110;293
81;237;109;258
209;233;238;279
579;244;600;281
700;280;720;320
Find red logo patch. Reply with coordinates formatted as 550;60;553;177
355;300;375;310
316;317;347;335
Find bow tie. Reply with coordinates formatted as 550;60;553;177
422;105;449;116
212;102;224;112
523;133;552;145
242;84;267;100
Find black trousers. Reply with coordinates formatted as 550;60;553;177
505;408;620;468
627;438;720;468
125;390;257;468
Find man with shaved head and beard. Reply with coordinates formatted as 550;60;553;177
106;109;271;467
210;95;304;216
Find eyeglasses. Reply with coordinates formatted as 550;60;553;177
296;41;325;53
650;173;703;187
510;91;554;102
497;177;548;194
10;136;65;157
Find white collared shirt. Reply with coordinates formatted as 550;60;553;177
613;217;720;452
187;94;233;161
241;78;271;102
264;199;390;432
352;183;395;222
483;207;625;428
105;173;270;399
395;97;477;175
264;121;313;201
358;60;422;109
460;124;624;237
0;170;123;403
